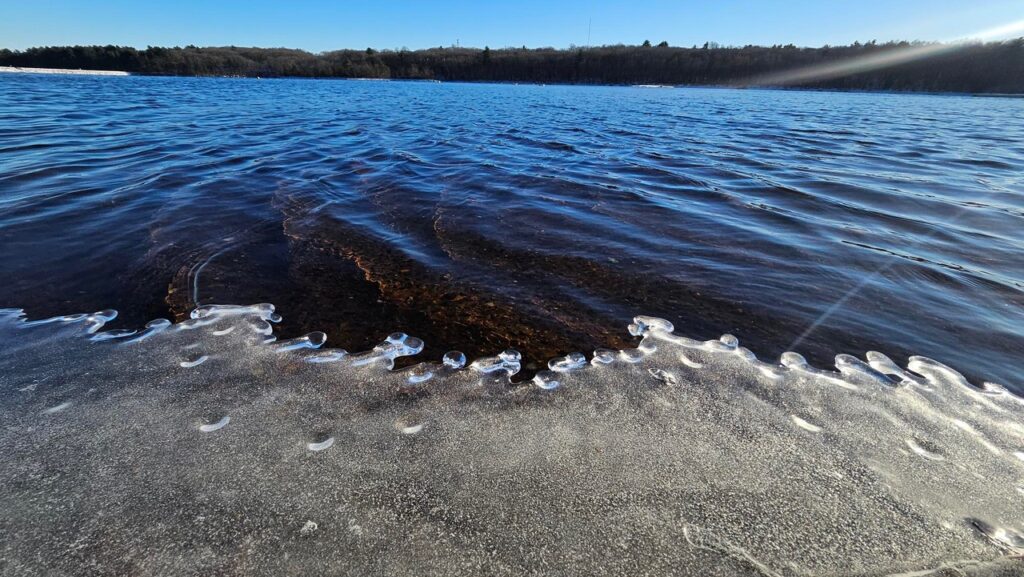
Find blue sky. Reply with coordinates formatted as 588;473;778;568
2;1;1022;52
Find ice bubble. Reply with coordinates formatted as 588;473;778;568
190;303;276;321
124;318;171;343
470;349;521;375
548;352;586;372
442;351;466;369
405;364;434;384
627;316;674;337
718;334;739;349
273;332;327;351
351;333;424;368
907;356;974;390
780;351;809;369
835;354;895;386
247;319;275;336
306;350;348;364
865;351;919;386
637;339;658;353
90;328;139;342
57;313;87;322
591;349;617;365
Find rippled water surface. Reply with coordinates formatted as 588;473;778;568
1;74;1022;388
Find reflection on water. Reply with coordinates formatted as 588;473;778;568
0;74;1022;387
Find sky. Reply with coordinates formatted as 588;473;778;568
2;0;1023;52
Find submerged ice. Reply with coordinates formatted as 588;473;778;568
0;304;1022;576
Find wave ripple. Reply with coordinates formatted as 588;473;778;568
0;75;1022;389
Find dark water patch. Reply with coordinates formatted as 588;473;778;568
947;158;1016;170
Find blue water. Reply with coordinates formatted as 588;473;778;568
1;73;1022;388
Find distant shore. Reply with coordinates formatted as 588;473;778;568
3;66;1021;98
0;66;129;76
3;41;1023;93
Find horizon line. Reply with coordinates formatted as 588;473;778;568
4;37;1022;54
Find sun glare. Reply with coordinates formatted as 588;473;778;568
742;18;1024;87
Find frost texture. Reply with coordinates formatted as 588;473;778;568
0;304;1022;576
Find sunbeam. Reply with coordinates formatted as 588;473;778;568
740;18;1024;87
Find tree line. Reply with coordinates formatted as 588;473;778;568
2;40;1022;93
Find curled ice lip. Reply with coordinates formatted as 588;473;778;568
906;438;946;461
394;414;425;434
533;370;560;390
199;415;230;432
307;437;335;451
678;353;703;368
791;415;822;432
180;355;209;368
42;401;71;415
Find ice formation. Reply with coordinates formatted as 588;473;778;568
0;304;1022;576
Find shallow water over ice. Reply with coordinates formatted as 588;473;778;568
1;304;1022;575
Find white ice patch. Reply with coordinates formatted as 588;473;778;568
0;305;1022;575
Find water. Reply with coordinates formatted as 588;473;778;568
1;73;1022;391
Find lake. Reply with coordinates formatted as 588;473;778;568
1;73;1022;389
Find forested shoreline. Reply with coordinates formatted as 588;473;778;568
2;40;1022;93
